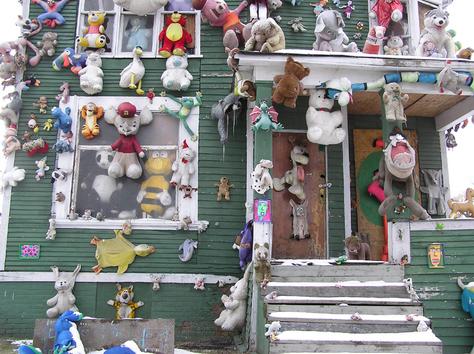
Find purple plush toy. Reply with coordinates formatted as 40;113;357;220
237;220;253;270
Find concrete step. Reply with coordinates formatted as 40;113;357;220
266;304;424;316
270;331;442;353
265;295;420;306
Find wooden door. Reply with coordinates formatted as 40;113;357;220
272;132;326;259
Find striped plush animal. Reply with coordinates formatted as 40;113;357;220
107;283;144;319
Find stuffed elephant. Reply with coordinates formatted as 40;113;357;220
211;93;245;144
46;264;81;318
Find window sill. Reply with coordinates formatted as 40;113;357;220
55;219;209;232
100;53;203;59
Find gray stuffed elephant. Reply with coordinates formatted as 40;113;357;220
211;93;245;144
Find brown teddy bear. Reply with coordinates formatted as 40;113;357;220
215;176;233;201
272;57;310;109
37;32;58;57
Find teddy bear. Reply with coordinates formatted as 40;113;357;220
215;177;234;201
159;12;193;58
305;89;346;145
125;16;153;51
416;7;456;58
161;55;194;91
272;57;310;109
77;11;108;49
78;52;104;95
244;17;285;53
382;83;409;122
254;242;271;286
384;35;408;56
273;145;309;200
113;0;168;16
37;32;58;57
104;102;154;179
170;140;195;189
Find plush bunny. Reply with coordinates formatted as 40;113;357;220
46;264;81;318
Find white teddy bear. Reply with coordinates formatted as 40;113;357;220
305;89;346;145
161;55;193;92
384;36;408;56
78;52;104;95
171;140;195;188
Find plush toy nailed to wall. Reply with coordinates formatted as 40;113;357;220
345;232;371;260
252;159;273;194
37;32;58;57
178;239;198;262
120;46;146;95
288;17;307;32
159;12;193;58
161;55;193;91
1;166;26;189
377;130;430;220
363;26;386;55
236;220;253;270
244;17;285;53
384;35;408;56
46;264;81;318
312;10;358;52
3;125;21;156
448;188;474;219
250;101;283;131
22;138;49;157
272;57;310;109
290;199;309;240
273;144;309;201
52;310;85;354
104;102;153;179
90;224;156;274
383;83;409;122
78;52;104;96
254;242;271;287
35;156;50;181
216;176;234;201
113;0;169;16
125;16;153;51
457;278;474;319
81;102;104;140
369;0;403;32
33;96;48;114
171;139;195;188
52;47;88;75
306;89;346;145
31;0;71;28
211;93;245;145
420;169;447;216
416;7;456;58
51;106;72;134
215;263;252;331
438;62;463;95
77;11;108;49
107;283;144;319
194;276;205;290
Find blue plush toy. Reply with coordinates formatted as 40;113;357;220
53;310;84;354
17;345;42;354
125;17;152;51
89;340;144;354
458;278;474;319
52;107;72;135
52;48;88;76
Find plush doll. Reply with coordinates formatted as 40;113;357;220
447;188;474;219
113;0;168;16
46;265;81;318
345;232;371;260
215;176;233;201
305;89;346;145
159;12;193;58
77;11;108;49
254;242;271;286
81;102;104;140
104;102;153;179
178;239;199;262
272;57;310;109
211;93;245;144
312;10;358;52
383;83;409;122
52;47;88;75
252;159;273;194
125;16;152;51
3;125;21;156
384;35;408;56
250;101;282;131
363;26;386;55
438;63;463;95
161;55;193;91
236;220;253;270
290;199;309;240
244;18;285;53
78;52;104;95
35;156;50;181
37;32;58;57
107;284;144;319
52;310;85;354
370;0;403;32
171;140;196;188
1;166;25;188
420;169;447;215
51;106;72;134
120;46;146;95
31;0;72;28
166;0;194;11
416;7;456;58
273;145;309;201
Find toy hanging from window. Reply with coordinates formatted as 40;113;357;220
369;0;403;33
113;0;169;16
31;0;72;28
105;102;153;179
107;283;144;319
46;264;81;318
313;10;358;52
171;139;196;189
51;106;72;134
272;57;310;109
80;102;104;140
244;18;285;53
250;101;283;131
161;55;193;91
159;12;193;58
52;47;88;75
77;11;108;49
382;82;409;122
79;52;104;95
273;144;309;201
120;46;146;95
125;16;153;51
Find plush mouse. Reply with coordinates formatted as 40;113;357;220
272;57;310;109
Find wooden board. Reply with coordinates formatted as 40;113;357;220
271;133;326;259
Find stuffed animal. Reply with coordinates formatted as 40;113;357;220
363;26;386;55
37;32;58;57
244;18;285;53
166;0;194;11
56;82;70;104
438;63;463;95
125;16;152;51
215;264;252;331
113;0;168;16
194;276;206;290
3;125;21;156
345;232;371;260
457;47;474;60
420;169;447;215
78;52;104;95
159;92;202;140
250;101;283;131
383;83;409;122
51;106;73;134
77;11;108;49
306;89;346;145
33;96;48;114
384;35;408;56
104;102;153;179
416;7;456;58
45;218;57;240
290;199;309;240
22;138;49;157
457;278;474;319
52;47;87;75
448;188;474;219
312;10;358;52
35;156;50;181
236;220;253;270
288;17;307;32
215;176;233;201
314;77;352;107
81;102;104;140
120;46;146;95
171;140;195;188
31;0;71;28
159;12;193;58
251;159;273;194
254;242;271;286
161;55;193;91
52;310;85;354
264;321;281;342
273;145;309;200
272;57;310;109
370;0;403;31
211;93;244;144
107;284;144;319
178;239;199;262
53;133;74;153
1;166;25;188
16;15;41;38
46;264;81;318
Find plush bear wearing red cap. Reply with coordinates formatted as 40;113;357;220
159;12;193;58
104;102;153;179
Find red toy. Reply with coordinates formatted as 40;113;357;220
158;12;193;58
370;0;404;30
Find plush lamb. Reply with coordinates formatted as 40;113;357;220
251;159;273;194
306;89;346;145
78;52;104;95
416;7;456;58
113;0;168;16
171;140;195;187
244;17;285;53
161;55;193;91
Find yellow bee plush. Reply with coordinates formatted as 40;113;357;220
77;11;108;49
107;283;144;319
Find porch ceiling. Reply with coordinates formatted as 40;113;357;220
348;91;467;118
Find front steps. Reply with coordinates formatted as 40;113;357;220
262;260;442;354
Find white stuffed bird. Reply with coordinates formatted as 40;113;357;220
120;46;146;95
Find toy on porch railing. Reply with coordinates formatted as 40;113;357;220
272;57;310;109
37;32;58;57
79;52;104;95
244;17;285;53
384;35;408;56
105;102;153;179
46;264;82;318
31;0;72;28
52;47;88;75
159;91;202;140
345;232;371;260
77;11;108;49
290;199;309;240
382;82;409;122
178;239;198;262
81;102;104;140
251;159;273;194
51;106;72;135
447;188;474;219
171;139;195;189
161;55;193;91
90;223;156;274
457;278;474;319
1;166;25;189
120;46;145;95
312;10;358;52
159;12;193;58
107;283;144;319
369;0;403;34
420;169;447;216
273;144;309;201
250;101;283;131
113;0;169;16
215;176;233;201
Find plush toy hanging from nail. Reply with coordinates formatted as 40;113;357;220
171;139;196;189
31;0;72;28
79;52;104;95
120;46;146;95
52;47;88;75
161;55;193;91
250;101;283;131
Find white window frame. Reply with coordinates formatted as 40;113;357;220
52;96;208;232
76;0;201;58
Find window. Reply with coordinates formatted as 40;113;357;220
76;0;201;57
52;96;207;231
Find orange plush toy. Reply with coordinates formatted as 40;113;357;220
272;57;310;109
159;12;192;58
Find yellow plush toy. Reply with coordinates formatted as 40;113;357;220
77;11;108;49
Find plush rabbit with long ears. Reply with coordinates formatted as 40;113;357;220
46;264;81;318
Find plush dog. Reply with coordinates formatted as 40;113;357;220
107;284;144;319
345;233;371;260
383;83;409;122
416;7;456;58
251;159;273;194
171;140;195;188
448;188;474;219
272;57;310;109
161;55;193;91
78;52;104;95
244;18;285;53
312;10;358;52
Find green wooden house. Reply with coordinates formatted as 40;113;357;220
1;0;474;353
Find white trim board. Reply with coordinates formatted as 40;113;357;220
406;219;474;231
435;97;474;131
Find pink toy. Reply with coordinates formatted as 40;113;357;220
368;177;385;203
370;0;403;30
363;26;386;54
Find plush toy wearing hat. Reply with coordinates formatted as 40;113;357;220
104;102;153;179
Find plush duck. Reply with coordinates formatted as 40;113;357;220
119;46;145;95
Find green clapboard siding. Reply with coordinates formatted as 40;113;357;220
405;229;474;354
